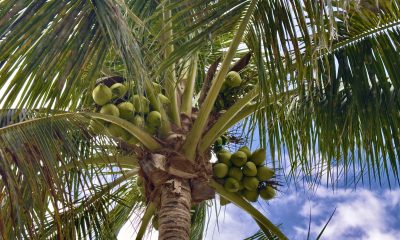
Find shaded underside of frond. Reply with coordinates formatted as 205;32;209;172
0;113;143;239
246;0;400;186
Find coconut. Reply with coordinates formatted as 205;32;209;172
250;148;266;166
92;84;112;106
228;167;243;181
214;137;223;146
213;163;229;178
242;190;259;202
132;115;145;128
220;196;231;206
110;83;127;98
238;146;252;158
257;166;274;181
132;95;150;113
88;119;105;135
147;111;162;128
242;176;259;191
158;93;170;105
259;186;276;200
242;162;257;177
100;103;120;117
217;149;232;165
224;178;240;192
225;71;242;88
107;123;127;138
117;102;135;120
231;151;247;167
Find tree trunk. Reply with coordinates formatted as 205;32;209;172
158;177;192;240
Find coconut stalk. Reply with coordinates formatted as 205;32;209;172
181;53;198;116
199;87;259;152
87;112;161;150
182;0;259;160
163;4;181;128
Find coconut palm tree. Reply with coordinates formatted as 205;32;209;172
1;0;400;239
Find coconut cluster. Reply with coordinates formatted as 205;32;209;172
90;82;169;144
215;71;247;111
213;147;276;203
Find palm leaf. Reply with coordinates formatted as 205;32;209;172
0;112;143;238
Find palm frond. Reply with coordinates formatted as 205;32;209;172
0;112;141;238
243;0;400;187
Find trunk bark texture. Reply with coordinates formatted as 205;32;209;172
158;177;192;240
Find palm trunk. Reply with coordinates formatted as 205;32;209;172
158;177;192;240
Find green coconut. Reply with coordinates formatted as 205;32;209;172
250;148;266;166
225;71;242;88
132;115;145;128
100;103;120;117
228;167;243;181
257;166;274;181
215;137;223;146
238;146;252;158
213;163;229;178
231;151;247;167
242;190;259;202
217;149;232;165
242;161;257;177
242;176;259;191
88;119;105;135
220;196;231;206
92;84;112;106
132;95;150;113
147;111;162;128
224;178;240;192
259;186;276;200
110;83;127;98
107;123;127;138
117;102;135;120
158;93;170;105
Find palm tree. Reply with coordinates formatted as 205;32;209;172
1;0;400;239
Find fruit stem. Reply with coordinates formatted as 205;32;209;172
163;5;181;128
199;87;259;152
87;112;162;150
135;202;156;240
181;53;198;116
182;0;259;160
209;180;288;240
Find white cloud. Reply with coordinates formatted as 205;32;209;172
293;188;400;240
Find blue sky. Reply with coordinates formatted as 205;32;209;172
205;183;400;240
